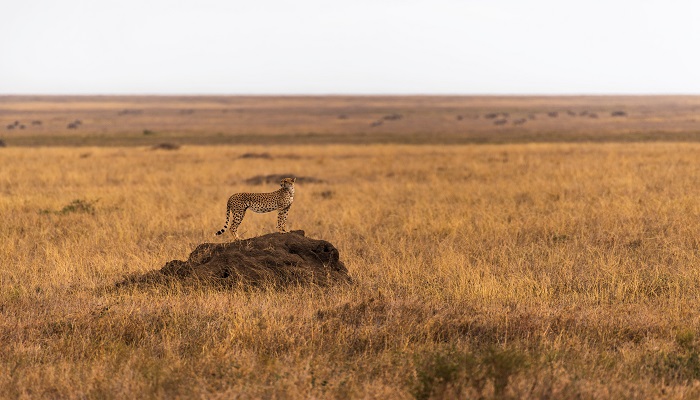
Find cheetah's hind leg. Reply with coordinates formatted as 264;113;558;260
227;208;247;241
228;228;241;241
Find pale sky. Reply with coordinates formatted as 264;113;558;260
2;0;699;95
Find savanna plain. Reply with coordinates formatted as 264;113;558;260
2;96;700;399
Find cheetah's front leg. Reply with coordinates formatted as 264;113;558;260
277;207;290;233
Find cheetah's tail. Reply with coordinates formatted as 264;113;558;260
215;206;230;236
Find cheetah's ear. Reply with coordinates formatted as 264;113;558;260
292;177;296;183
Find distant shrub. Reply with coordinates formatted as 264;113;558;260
40;199;98;215
483;346;529;396
151;143;180;150
410;346;528;399
143;129;155;135
411;348;476;400
238;152;272;159
117;109;143;116
647;329;700;383
383;113;402;121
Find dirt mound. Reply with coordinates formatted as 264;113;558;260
119;230;350;288
238;152;272;159
151;142;180;150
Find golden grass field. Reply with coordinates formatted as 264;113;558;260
2;96;700;398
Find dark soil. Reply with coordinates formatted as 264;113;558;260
118;230;350;289
151;142;180;150
238;152;272;159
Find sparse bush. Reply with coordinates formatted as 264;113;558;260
40;198;99;215
411;346;529;399
411;348;476;400
238;152;272;159
648;329;700;383
483;346;529;397
151;142;180;150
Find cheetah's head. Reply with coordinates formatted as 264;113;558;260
280;177;296;188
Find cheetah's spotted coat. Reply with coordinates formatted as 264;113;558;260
215;178;295;239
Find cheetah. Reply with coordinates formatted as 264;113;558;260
215;177;296;239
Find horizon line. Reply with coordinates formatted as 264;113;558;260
2;92;700;97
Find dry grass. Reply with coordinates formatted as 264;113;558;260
2;141;700;398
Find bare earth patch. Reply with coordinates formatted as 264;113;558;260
151;142;181;150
